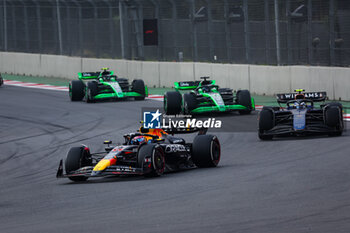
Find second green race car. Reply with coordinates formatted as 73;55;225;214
69;68;148;103
164;77;254;115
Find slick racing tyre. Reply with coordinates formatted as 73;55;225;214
69;80;85;101
164;91;182;115
237;90;252;115
325;103;343;136
85;81;98;103
138;144;165;177
325;105;342;127
132;79;146;100
192;135;221;168
258;108;274;140
65;146;92;182
183;93;197;114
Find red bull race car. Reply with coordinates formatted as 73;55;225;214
56;126;220;182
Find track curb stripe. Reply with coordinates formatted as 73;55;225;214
4;80;163;100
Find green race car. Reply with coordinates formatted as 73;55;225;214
164;77;254;115
69;68;148;103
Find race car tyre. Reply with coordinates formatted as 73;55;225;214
325;105;342;127
85;81;98;103
132;79;146;100
65;146;92;182
192;135;221;168
164;91;182;115
258;109;274;140
237;90;252;115
183;93;197;114
325;103;343;136
69;80;85;101
138;144;165;177
262;106;280;111
327;102;343;109
258;132;273;140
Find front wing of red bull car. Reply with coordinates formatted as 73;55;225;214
258;89;344;140
56;128;220;182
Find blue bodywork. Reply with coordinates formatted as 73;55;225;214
259;90;343;140
291;109;307;130
287;102;310;131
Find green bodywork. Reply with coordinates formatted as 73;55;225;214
90;80;147;99
92;91;144;99
78;70;115;80
173;80;255;113
74;69;148;100
174;80;215;91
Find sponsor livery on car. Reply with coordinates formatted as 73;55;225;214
164;77;254;115
56;125;220;182
258;89;344;140
69;68;148;103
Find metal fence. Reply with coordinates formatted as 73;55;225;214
0;0;349;66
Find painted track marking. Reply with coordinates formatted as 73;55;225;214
4;80;162;100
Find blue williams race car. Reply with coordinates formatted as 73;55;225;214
258;89;344;140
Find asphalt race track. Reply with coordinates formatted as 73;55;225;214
1;85;350;233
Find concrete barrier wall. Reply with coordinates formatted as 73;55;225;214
39;54;82;79
250;65;292;95
331;67;350;101
159;62;195;87
0;52;349;100
290;66;335;100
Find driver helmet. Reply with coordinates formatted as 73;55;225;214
295;94;305;100
131;136;149;145
202;86;210;92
